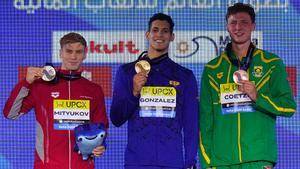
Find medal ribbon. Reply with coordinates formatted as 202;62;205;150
226;43;255;71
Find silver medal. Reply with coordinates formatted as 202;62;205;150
42;65;56;81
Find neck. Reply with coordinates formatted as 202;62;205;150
147;48;168;59
60;67;81;72
232;41;251;60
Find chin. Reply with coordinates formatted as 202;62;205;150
232;39;249;45
69;65;80;70
155;47;168;52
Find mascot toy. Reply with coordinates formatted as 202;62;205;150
74;123;107;160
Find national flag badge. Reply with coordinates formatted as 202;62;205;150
253;66;263;77
169;80;180;87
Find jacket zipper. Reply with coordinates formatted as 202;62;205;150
69;130;71;169
238;112;242;162
236;63;242;163
68;76;72;169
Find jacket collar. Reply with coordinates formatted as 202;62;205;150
57;69;82;81
138;51;169;65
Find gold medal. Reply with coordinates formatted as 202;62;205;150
233;70;249;85
135;60;151;74
42;65;56;81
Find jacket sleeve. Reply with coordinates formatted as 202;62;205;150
254;59;296;117
110;66;139;127
91;84;109;129
3;80;35;120
199;67;213;168
183;72;199;168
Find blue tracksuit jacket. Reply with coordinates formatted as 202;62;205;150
110;53;199;168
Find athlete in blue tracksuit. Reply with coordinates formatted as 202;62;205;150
110;13;198;169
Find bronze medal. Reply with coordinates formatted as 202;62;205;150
233;70;249;85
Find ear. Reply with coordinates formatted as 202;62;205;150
226;23;229;32
145;31;150;41
59;49;62;59
83;47;88;60
170;33;175;41
251;23;256;31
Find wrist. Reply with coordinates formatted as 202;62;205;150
132;89;140;97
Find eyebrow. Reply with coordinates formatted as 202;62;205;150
152;27;170;30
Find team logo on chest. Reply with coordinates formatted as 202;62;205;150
253;66;263;77
217;72;223;79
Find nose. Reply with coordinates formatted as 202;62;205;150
70;52;77;59
235;22;243;30
157;30;164;36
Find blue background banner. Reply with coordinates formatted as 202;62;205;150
0;0;299;168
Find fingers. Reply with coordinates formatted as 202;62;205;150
134;72;148;81
238;80;257;101
92;146;105;157
26;67;44;84
133;72;148;96
238;80;255;90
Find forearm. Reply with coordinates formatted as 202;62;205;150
183;73;199;167
254;92;296;117
3;80;33;119
199;68;213;168
110;93;139;127
254;60;296;117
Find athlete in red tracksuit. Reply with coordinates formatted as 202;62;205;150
3;32;108;169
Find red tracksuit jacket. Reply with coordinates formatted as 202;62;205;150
3;70;109;169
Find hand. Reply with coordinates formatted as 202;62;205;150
132;72;148;97
92;145;105;157
26;67;44;84
238;80;257;102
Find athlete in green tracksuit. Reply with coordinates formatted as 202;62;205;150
199;3;296;169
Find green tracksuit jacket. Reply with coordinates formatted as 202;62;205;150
199;48;296;168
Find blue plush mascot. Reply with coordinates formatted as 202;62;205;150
74;123;107;160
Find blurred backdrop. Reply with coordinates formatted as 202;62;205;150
0;0;299;168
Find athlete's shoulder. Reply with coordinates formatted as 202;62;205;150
253;48;281;62
205;52;228;69
207;54;223;64
118;61;136;73
168;58;194;76
80;77;102;89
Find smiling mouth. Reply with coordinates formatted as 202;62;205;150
234;32;244;36
84;135;97;140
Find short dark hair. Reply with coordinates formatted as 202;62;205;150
148;13;174;33
60;32;87;49
226;3;255;23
